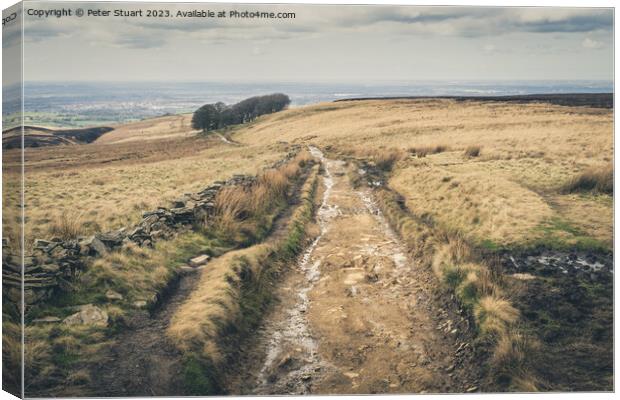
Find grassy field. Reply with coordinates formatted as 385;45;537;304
6;99;611;251
3;120;289;249
5;97;613;394
234;99;613;250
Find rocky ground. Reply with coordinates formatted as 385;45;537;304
86;269;199;396
227;149;481;395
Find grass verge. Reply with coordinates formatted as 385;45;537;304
22;151;316;396
167;164;320;394
373;183;538;391
560;164;612;195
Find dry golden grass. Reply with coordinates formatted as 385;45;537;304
167;243;273;360
375;187;536;391
230;99;611;248
24;323;111;396
208;150;312;243
560;164;613;195
168;164;320;366
49;211;85;240
464;145;481;158
391;164;553;246
7;138;288;249
409;144;449;158
95;114;196;144
85;233;217;307
8;99;611;251
475;296;520;335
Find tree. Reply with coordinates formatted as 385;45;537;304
192;93;291;133
191;104;219;133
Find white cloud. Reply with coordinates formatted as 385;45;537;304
483;44;497;53
582;37;604;49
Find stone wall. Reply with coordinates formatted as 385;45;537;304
2;149;301;306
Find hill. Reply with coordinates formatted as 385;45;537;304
2;125;114;149
5;96;612;396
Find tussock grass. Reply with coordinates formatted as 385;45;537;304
2;320;22;395
350;148;405;172
168;164;320;394
24;323;111;396
464;145;482;158
10;134;288;249
374;186;537;392
409;144;449;158
560;164;613;195
21;151;316;396
50;211;84;240
208;150;313;244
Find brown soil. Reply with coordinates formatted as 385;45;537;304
227;151;481;394
86;272;198;396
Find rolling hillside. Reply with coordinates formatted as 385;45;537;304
4;96;613;396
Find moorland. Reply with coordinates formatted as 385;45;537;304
2;94;613;396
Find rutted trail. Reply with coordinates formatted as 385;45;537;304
229;148;480;394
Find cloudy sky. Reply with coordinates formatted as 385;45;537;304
4;2;614;83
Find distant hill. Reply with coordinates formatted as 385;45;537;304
94;114;195;144
2;125;114;149
336;93;613;109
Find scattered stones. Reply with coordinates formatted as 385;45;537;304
500;250;612;281
189;254;210;267
88;237;109;256
63;304;108;327
509;273;537;281
178;265;197;275
32;316;61;324
105;290;123;301
4;151;310;307
132;300;148;309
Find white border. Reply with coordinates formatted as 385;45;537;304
0;1;616;400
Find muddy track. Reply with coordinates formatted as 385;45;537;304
86;168;311;397
87;272;198;396
227;148;481;395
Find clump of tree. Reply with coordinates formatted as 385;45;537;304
192;93;290;133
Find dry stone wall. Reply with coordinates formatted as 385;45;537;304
2;149;301;306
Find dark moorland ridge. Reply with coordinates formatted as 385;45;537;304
335;93;613;109
2;125;114;149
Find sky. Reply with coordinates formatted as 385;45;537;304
2;2;614;84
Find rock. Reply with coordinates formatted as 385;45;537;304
81;236;108;256
40;264;60;273
128;227;145;237
133;300;148;309
90;237;108;255
189;254;210;267
105;290;123;301
34;239;52;248
445;364;455;372
466;386;478;393
178;265;197;275
97;230;126;248
63;304;108;327
510;273;536;281
172;198;186;208
33;316;61;324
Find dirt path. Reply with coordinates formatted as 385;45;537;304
87;272;199;396
228;148;480;395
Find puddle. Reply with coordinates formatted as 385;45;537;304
357;189;409;271
503;250;612;278
253;146;339;394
